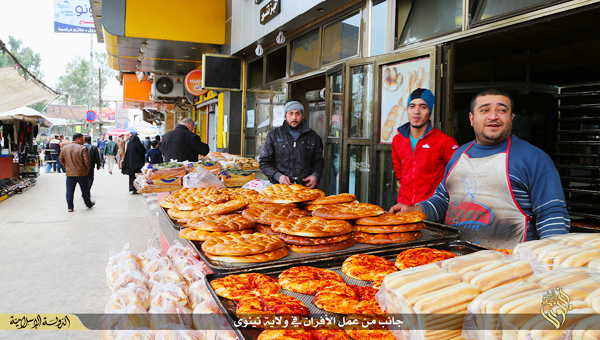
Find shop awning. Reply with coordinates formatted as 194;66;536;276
0;66;56;113
0;106;53;128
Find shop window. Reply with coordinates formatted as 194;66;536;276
255;93;271;158
328;71;343;138
473;0;565;23
376;150;399;210
322;12;361;65
350;64;374;139
397;0;462;45
370;0;387;56
266;47;287;83
290;30;321;76
348;145;370;203
272;92;286;128
248;58;264;88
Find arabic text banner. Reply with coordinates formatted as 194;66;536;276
54;0;96;33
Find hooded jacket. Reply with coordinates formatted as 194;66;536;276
159;124;209;162
391;121;459;205
259;120;324;184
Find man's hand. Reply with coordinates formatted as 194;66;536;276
389;203;423;214
303;175;318;189
278;175;291;185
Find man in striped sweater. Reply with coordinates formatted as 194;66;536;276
390;88;570;249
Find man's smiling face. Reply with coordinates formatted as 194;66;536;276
469;95;513;146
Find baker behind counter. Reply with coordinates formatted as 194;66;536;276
391;88;570;249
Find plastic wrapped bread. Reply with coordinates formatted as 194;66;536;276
149;270;186;289
513;234;600;269
149;303;193;330
106;243;142;290
106;283;150;312
167;240;199;262
99;301;148;336
149;280;189;308
143;257;175;276
139;239;169;268
188;279;213;309
180;262;211;286
172;256;199;274
112;270;148;292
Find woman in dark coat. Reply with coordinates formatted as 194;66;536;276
121;134;147;194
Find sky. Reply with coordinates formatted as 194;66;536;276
0;0;123;104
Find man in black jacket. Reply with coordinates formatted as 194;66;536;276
159;118;209;162
259;99;324;189
84;135;101;193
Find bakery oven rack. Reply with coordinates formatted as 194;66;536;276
204;240;487;340
556;82;600;231
186;222;460;273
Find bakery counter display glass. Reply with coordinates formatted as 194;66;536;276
203;241;486;340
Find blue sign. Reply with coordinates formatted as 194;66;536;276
54;0;96;33
86;110;97;122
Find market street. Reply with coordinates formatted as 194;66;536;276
0;167;161;340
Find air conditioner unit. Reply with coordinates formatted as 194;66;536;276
151;74;184;99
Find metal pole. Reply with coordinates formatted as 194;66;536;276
88;33;94;136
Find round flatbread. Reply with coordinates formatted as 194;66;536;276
205;247;288;263
355;211;427;226
260;184;325;203
272;217;353;237
236;294;310;328
312;203;385;220
354;222;426;234
167;208;195;221
395;247;457;270
178;228;254;242
246;203;297;209
354;231;423;244
186;213;255;231
220;187;259;196
341;254;397;281
312;282;381;314
210;273;280;301
277;232;352;246
255;224;277;235
242;205;310;225
190;200;248;217
287;238;355;253
303;201;358;212
201;233;285;256
174;194;231;211
278;266;344;295
257;329;350;340
306;193;357;205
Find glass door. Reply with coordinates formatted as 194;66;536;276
323;66;344;195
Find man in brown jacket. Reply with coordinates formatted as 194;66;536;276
59;133;95;211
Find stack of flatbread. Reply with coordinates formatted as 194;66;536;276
271;217;355;253
200;233;288;263
351;212;426;244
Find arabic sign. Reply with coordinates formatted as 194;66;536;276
260;0;280;25
54;0;96;33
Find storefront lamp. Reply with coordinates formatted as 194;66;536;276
276;31;285;44
255;43;264;56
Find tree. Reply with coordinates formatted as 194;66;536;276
56;52;115;107
0;36;46;112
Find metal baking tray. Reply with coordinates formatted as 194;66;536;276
204;240;485;340
159;207;187;229
187;222;460;273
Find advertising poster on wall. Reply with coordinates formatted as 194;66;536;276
54;0;96;33
380;56;431;144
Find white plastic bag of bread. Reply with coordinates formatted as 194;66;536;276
173;256;200;274
99;301;149;340
192;299;229;334
149;304;193;331
149;270;187;289
167;240;200;262
106;283;150;312
142;256;175;276
149;280;189;308
513;233;600;270
376;250;536;340
180;262;212;286
112;270;149;292
138;239;168;267
106;243;142;290
462;267;600;340
188;279;213;309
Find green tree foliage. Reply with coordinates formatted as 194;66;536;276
56;52;115;107
0;36;46;112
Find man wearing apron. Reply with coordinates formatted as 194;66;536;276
391;88;569;249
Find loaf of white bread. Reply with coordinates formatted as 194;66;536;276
513;233;600;270
379;250;533;340
463;267;600;340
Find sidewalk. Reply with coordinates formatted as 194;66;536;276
0;166;161;339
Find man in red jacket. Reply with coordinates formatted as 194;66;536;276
391;88;459;206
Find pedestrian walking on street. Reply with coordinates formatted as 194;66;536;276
116;135;126;169
145;140;164;165
142;136;151;151
104;135;118;174
84;136;102;193
59;133;94;211
97;135;107;168
122;133;146;194
49;135;62;173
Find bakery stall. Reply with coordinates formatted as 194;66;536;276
103;180;600;339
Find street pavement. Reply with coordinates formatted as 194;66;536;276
0;165;161;339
